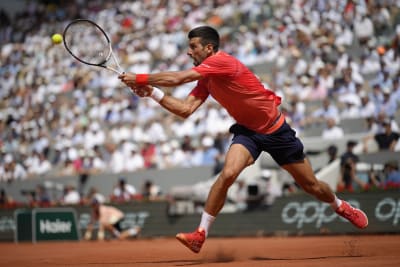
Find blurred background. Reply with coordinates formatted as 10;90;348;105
0;0;399;241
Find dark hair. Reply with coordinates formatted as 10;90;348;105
188;26;220;52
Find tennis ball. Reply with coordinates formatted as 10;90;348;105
52;33;63;44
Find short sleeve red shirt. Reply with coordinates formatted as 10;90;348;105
190;51;282;134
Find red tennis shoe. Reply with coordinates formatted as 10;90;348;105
176;228;206;253
335;201;368;229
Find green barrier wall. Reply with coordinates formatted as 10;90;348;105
1;191;399;242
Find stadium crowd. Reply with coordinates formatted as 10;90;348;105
1;0;400;203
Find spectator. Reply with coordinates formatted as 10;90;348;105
364;116;379;135
322;117;344;140
353;12;374;46
376;87;398;118
107;143;125;174
375;112;399;133
123;144;145;172
364;118;400;152
383;160;400;189
337;140;368;192
61;185;81;205
358;91;376;118
327;144;338;164
111;177;137;202
0;154;27;182
0;188;15;208
141;138;157;169
30;184;52;207
83;186;106;205
307;99;339;126
141;179;162;201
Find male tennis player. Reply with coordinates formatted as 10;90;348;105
119;26;368;253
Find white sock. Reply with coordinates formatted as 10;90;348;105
128;227;139;236
330;195;342;210
199;211;215;237
112;229;121;237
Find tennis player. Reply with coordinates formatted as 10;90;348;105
119;26;368;253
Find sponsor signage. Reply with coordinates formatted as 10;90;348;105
14;208;80;242
2;192;399;242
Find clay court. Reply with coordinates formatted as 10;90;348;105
1;235;398;267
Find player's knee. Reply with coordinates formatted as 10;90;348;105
219;169;239;188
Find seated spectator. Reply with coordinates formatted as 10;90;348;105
141;138;157;169
375;87;398;118
322;117;344;139
0;188;15;208
364;116;379;135
337;157;366;192
306;98;339;126
327;144;338;164
375;111;399;133
61;185;81;205
0;154;27;182
383;160;400;189
28;152;52;177
29;184;52;207
141;179;162;201
83;186;106;205
111;177;137;202
123;144;145;172
358;91;376;118
363;118;400;152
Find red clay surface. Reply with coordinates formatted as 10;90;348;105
0;235;399;267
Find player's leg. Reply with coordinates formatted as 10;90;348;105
281;158;335;203
204;143;254;216
119;226;141;239
101;223;121;239
281;159;368;229
176;143;254;253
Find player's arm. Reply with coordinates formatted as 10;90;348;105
159;93;204;119
129;84;204;119
119;69;202;87
119;70;205;119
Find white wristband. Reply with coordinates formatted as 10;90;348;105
150;87;165;102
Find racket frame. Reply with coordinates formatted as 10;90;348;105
63;19;123;74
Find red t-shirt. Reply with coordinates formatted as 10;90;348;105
191;51;282;134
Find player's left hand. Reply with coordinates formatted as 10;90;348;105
130;85;153;97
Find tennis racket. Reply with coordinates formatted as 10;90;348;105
63;19;124;75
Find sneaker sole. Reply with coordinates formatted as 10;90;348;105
176;233;201;253
356;209;369;229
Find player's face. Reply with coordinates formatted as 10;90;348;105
187;37;213;66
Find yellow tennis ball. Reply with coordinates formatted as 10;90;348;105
52;33;63;44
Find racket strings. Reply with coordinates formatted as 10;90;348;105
64;21;111;65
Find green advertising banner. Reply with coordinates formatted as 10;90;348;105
14;208;80;242
33;208;80;242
